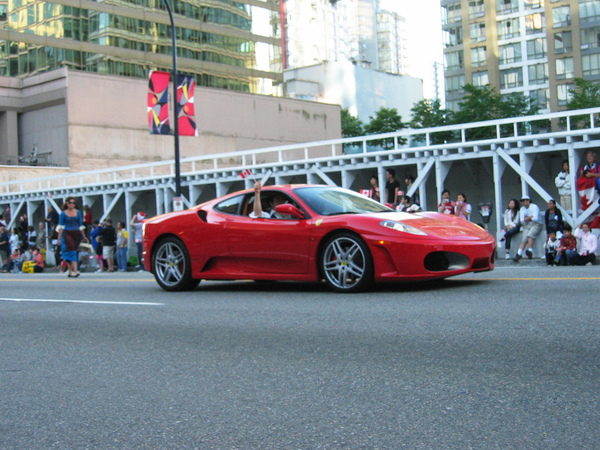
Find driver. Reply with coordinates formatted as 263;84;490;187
250;181;286;218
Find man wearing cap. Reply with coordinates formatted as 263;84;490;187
513;195;543;261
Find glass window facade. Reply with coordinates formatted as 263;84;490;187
500;42;522;64
0;0;283;95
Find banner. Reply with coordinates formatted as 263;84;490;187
176;75;198;136
147;71;171;135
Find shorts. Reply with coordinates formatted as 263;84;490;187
0;249;8;262
521;222;542;242
102;245;115;259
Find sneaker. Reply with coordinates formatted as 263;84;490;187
497;241;503;249
505;253;511;260
513;254;522;262
525;250;533;259
95;268;103;273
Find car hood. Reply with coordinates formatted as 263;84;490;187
374;212;493;240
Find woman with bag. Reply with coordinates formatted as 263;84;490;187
56;197;88;277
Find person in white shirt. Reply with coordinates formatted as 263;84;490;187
566;223;597;265
250;181;286;219
555;160;572;211
513;196;543;261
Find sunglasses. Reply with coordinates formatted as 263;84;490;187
67;201;75;204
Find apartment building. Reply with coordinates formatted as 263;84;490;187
442;0;600;112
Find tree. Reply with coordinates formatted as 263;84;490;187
341;108;364;138
453;84;538;140
409;99;456;145
364;107;406;149
567;78;600;110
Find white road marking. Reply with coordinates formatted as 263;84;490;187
0;298;163;306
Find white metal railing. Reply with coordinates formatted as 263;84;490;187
2;107;600;196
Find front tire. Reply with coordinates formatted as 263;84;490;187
320;232;373;293
152;237;200;291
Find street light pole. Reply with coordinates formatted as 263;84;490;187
163;0;181;198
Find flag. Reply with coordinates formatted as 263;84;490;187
239;169;252;179
359;189;372;198
148;71;171;135
176;75;197;136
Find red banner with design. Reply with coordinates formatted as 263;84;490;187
147;71;171;135
176;75;197;136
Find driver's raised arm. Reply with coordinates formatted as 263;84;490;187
253;181;264;218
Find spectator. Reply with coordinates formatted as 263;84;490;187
555;160;572;211
499;199;521;260
555;224;577;266
116;221;129;272
9;228;20;255
454;193;472;221
2;205;10;226
396;195;412;212
544;231;560;266
130;212;146;270
18;214;28;251
2;248;24;273
0;225;9;267
438;189;455;215
544;199;563;235
50;224;61;269
404;174;420;206
513;196;543;261
580;150;600;181
100;218;117;272
31;247;44;273
368;175;381;202
567;223;597;266
83;205;92;231
90;220;103;271
36;221;46;251
385;168;400;206
27;225;36;249
45;206;59;234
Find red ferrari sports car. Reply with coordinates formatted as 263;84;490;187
142;185;495;293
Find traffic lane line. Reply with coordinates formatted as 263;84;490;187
0;298;163;306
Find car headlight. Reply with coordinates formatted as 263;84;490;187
380;220;427;235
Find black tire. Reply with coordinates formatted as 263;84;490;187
320;232;374;293
151;236;200;291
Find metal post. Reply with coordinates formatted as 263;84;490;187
163;0;181;197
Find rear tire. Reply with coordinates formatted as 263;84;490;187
152;237;200;291
320;232;373;293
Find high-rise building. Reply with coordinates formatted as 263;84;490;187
377;10;409;75
0;0;283;95
441;0;598;112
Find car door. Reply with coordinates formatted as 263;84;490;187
226;191;312;274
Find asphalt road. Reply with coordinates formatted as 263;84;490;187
1;266;599;449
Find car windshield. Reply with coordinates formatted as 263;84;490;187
294;186;392;216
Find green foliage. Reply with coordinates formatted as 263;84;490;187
453;84;538;140
341;108;364;138
567;78;600;110
363;107;407;149
410;99;456;145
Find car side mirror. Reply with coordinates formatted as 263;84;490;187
275;204;305;219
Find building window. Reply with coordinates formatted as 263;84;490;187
528;63;549;85
530;88;550;109
527;38;547;60
554;31;572;54
556;57;574;79
471;46;487;67
580;26;600;49
499;42;522;64
470;22;486;42
444;50;464;70
498;18;521;39
443;26;463;47
500;67;523;89
472;71;489;86
497;0;519;15
525;13;544;35
557;83;574;106
446;74;465;93
442;3;462;24
582;54;600;76
580;0;600;22
553;6;571;28
468;0;485;18
524;0;544;9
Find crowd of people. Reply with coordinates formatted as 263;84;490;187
0;199;146;276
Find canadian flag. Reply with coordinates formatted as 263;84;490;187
239;169;252;179
577;176;599;211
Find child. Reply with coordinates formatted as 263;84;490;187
555;224;577;266
544;231;560;265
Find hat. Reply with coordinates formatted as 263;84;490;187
137;212;146;221
521;195;531;201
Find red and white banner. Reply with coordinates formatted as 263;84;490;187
239;169;252;179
